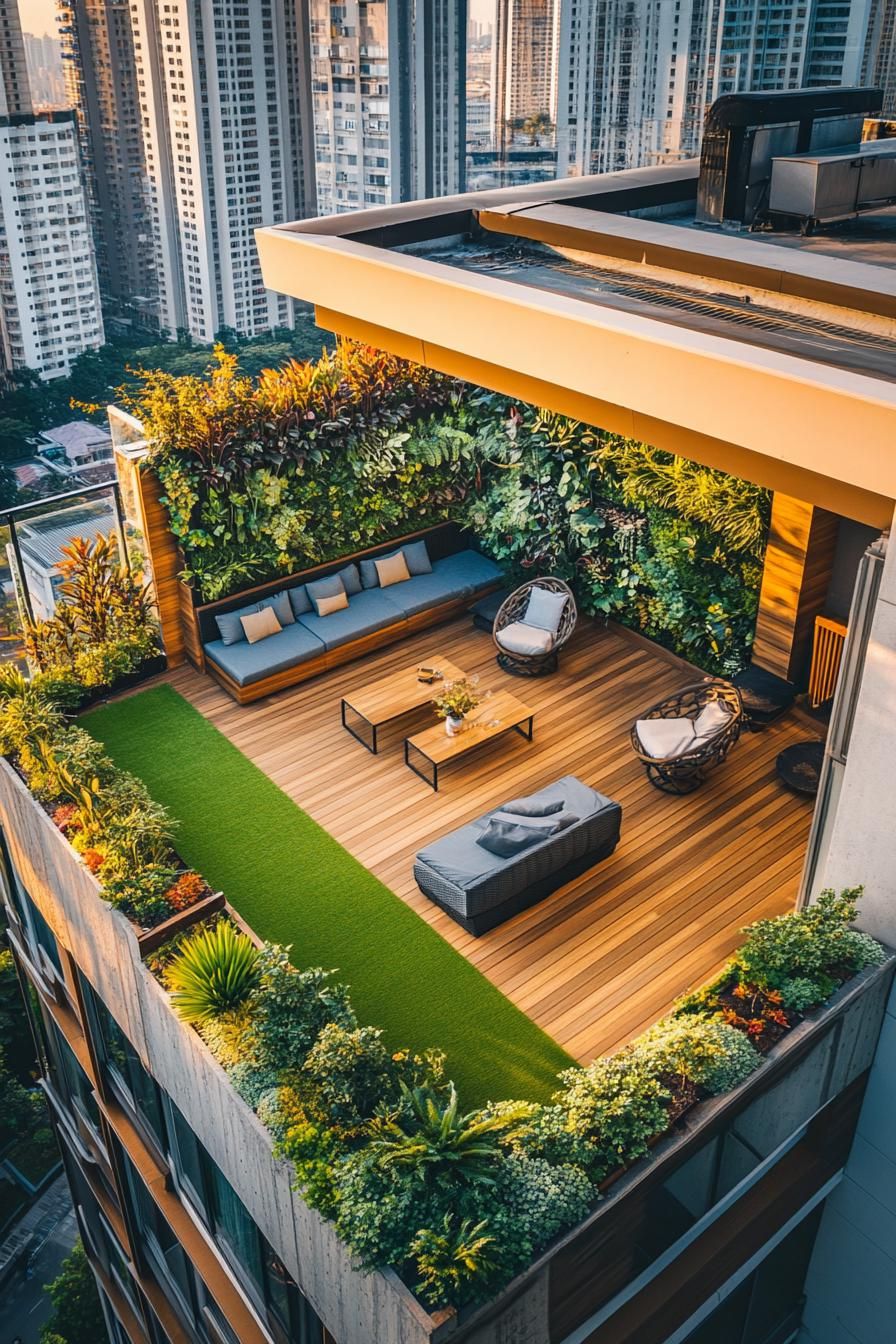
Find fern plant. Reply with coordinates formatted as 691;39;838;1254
410;1214;498;1308
166;922;261;1023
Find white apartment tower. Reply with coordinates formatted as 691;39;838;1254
0;0;103;379
311;0;466;215
123;0;316;342
493;0;561;152
556;0;877;177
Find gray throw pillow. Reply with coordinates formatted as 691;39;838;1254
214;600;261;646
501;793;564;818
288;584;312;617
259;590;295;626
524;585;569;635
403;539;432;576
476;819;544;858
338;563;363;596
306;573;346;615
360;556;379;589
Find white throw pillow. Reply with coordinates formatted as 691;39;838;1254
497;621;554;656
523;585;569;634
693;699;731;741
635;716;697;760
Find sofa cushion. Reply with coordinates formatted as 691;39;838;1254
380;569;469;618
289;584;312;617
496;622;553;656
635;717;697;760
240;606;281;644
524;586;569;634
306;573;345;615
337;563;363;597
297;589;405;651
403;539;433;575
205;623;325;687
477;818;545;858
432;550;502;595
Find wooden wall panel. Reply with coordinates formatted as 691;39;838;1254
752;493;840;684
115;447;186;669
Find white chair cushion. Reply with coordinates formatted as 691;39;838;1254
635;716;697;760
693;699;731;741
497;621;554;656
523;585;569;634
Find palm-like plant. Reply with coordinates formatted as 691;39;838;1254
166;922;261;1023
367;1084;528;1186
410;1214;498;1308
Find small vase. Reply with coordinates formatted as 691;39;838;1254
445;714;464;737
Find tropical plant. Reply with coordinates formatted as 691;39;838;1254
102;864;180;927
410;1215;498;1308
368;1083;530;1185
166;922;261;1022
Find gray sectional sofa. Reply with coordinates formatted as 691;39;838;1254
414;776;622;935
190;524;503;703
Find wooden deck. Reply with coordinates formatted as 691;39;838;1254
167;617;816;1065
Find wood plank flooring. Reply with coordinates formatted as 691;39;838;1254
166;617;816;1064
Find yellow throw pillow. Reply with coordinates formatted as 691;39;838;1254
316;591;349;616
240;606;282;643
375;551;410;588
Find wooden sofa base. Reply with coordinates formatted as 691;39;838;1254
204;586;501;704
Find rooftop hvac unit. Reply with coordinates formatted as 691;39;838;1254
768;141;896;229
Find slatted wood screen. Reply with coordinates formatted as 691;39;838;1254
809;615;848;708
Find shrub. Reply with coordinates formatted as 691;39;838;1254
535;1054;671;1181
197;1003;256;1066
26;727;115;801
32;668;86;712
260;1084;342;1215
737;888;884;1005
166;922;261;1022
102;864;179;927
410;1215;498;1309
165;870;210;912
334;1150;443;1270
248;945;355;1072
302;1023;396;1133
485;1152;593;1278
227;1060;281;1109
634;1015;761;1095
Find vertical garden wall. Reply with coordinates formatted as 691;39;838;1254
123;342;770;675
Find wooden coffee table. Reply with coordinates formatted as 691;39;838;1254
404;689;535;790
341;658;467;753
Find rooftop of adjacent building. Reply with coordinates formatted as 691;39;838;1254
40;421;113;460
17;499;116;570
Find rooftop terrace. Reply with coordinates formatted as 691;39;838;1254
139;615;815;1065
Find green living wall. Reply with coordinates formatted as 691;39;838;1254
128;344;769;675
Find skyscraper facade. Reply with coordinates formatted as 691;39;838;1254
555;0;877;177
0;0;103;378
310;0;466;215
57;1;158;327
58;0;317;342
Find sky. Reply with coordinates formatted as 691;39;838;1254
21;0;59;37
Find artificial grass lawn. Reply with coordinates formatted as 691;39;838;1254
84;685;573;1107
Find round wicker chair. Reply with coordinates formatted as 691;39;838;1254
630;679;744;794
493;578;577;676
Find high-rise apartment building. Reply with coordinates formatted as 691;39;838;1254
22;29;66;108
863;0;896;113
555;0;877;177
57;1;158;327
310;0;466;215
0;0;103;378
493;0;560;152
57;0;316;342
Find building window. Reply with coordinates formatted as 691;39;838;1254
79;975;167;1153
